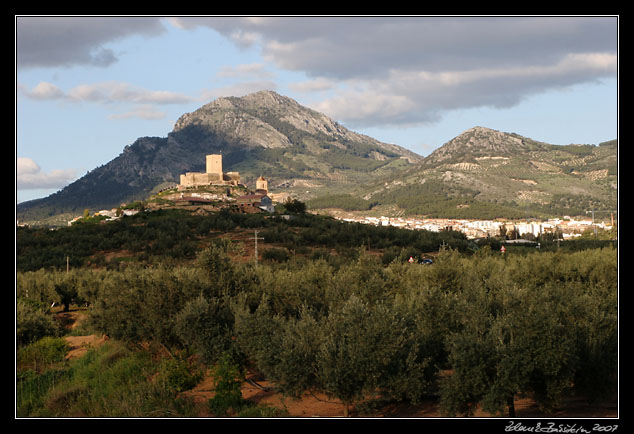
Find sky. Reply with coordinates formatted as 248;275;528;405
16;16;618;204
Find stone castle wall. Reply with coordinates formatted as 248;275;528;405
179;154;240;188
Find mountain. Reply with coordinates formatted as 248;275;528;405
332;126;617;219
16;90;421;224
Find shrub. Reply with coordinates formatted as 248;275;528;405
157;357;202;393
262;247;290;262
208;353;246;416
16;300;62;347
17;336;69;374
236;404;289;417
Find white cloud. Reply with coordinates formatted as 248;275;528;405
288;78;336;94
108;105;166;120
66;81;194;105
22;82;65;100
67;83;108;102
16;157;77;190
16;157;39;175
19;81;195;120
175;16;617;127
309;50;618;128
216;63;274;80
21;80;194;105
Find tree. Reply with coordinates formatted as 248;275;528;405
316;296;405;417
232;296;321;398
196;241;237;297
174;295;234;365
440;283;578;417
53;275;77;312
283;198;306;214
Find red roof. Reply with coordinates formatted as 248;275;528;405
238;194;266;199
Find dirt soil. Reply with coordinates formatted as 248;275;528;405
181;372;617;418
58;309;618;418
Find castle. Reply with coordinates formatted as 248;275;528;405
179;154;240;189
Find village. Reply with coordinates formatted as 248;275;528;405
333;214;615;241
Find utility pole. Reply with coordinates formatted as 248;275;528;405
250;230;264;267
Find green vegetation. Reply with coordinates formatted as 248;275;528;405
17;339;200;417
306;194;376;211
17;208;473;272
367;180;530;219
16;207;618;417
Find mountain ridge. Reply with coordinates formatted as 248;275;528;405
339;127;617;219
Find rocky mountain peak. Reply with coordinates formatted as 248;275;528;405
242;89;292;106
424;126;550;165
170;91;421;161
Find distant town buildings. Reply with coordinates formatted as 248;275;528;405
236;193;275;213
335;214;614;241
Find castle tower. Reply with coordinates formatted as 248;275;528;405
206;154;223;175
256;176;268;193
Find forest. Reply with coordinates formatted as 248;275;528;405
15;208;618;418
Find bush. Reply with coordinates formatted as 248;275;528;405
17;336;69;374
262;247;290;262
157;357;202;393
236;404;290;417
208;353;246;416
16;302;63;348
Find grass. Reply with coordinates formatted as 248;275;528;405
16;335;289;418
16;339;201;417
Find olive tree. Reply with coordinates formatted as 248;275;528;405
316;295;428;417
440;283;578;417
232;295;321;397
173;295;235;364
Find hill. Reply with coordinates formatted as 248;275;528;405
309;127;618;219
16;90;420;225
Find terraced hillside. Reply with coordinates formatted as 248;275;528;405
313;127;617;219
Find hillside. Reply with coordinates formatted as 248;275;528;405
16;90;420;225
311;127;618;219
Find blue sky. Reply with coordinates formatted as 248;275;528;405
16;16;618;204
